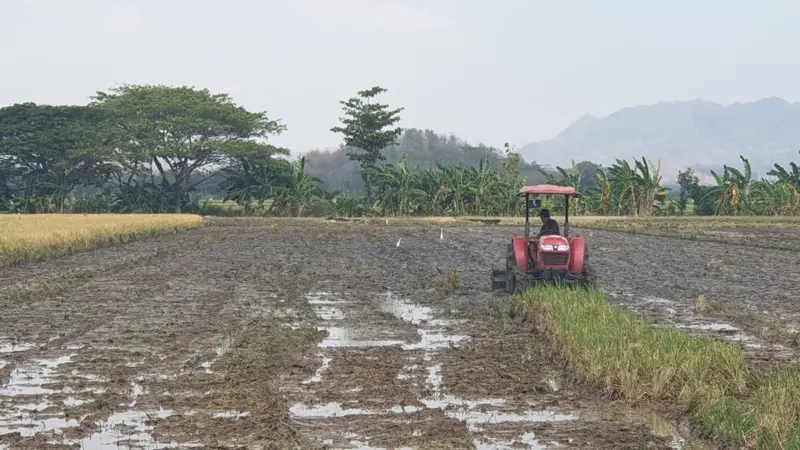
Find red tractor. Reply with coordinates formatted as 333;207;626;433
491;184;596;293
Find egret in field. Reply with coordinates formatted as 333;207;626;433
440;228;444;240
396;238;402;247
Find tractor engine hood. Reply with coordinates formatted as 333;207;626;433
538;235;570;251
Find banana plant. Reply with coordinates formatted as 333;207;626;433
767;152;800;202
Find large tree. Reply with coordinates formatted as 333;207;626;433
330;86;403;205
0;103;112;212
91;84;285;212
330;86;403;165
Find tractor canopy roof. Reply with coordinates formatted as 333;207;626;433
518;184;581;196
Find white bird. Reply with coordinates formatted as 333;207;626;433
385;218;389;225
440;228;443;240
396;238;402;247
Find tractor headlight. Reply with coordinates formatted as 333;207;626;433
540;243;570;251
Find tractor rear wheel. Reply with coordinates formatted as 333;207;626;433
491;242;520;293
505;243;517;294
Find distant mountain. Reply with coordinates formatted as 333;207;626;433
518;97;800;183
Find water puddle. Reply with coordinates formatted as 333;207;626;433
0;351;203;448
291;401;424;419
384;292;579;448
401;331;469;352
307;292;344;305
290;402;373;418
474;432;548;449
72;408;180;449
319;327;406;348
198;335;233;374
0;387;84;438
321;434;415;450
128;378;146;408
380;296;436;325
452;409;579;432
0;354;73;397
679;323;763;349
381;292;470;353
308;293;408;350
0;416;80;438
70;370;107;383
212;411;250;419
317;305;345;321
302;354;332;384
64;396;87;407
418;362;576;441
0;342;37;353
617;291;777;353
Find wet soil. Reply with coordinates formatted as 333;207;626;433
2;219;796;448
579;219;800;252
576;227;800;366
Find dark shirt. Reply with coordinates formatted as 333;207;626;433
538;218;560;237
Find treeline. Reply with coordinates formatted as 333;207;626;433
1;84;798;217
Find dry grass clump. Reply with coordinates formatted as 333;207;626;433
696;294;712;314
0;214;203;267
435;269;461;295
512;286;800;449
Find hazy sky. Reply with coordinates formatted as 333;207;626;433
2;0;799;155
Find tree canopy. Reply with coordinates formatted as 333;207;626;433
91;84;286;212
330;86;403;167
0;103;112;211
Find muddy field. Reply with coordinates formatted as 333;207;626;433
1;219;799;449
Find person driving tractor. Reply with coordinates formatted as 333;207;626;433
535;209;560;238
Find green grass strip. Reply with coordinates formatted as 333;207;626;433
512;286;800;449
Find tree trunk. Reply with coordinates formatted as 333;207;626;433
171;187;183;213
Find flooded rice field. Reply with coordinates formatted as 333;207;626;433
1;220;799;449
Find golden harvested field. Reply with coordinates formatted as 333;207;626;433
0;214;203;267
